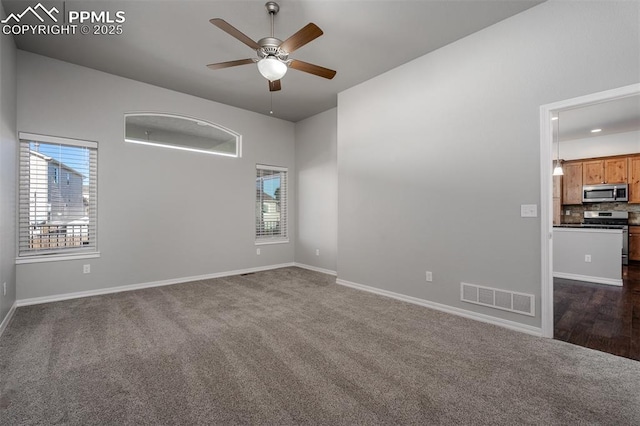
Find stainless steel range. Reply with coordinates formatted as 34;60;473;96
582;210;629;265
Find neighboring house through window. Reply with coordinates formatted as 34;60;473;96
17;133;98;261
256;164;288;243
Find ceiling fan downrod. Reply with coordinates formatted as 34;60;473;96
265;2;279;38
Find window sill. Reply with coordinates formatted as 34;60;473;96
255;239;289;246
16;251;101;265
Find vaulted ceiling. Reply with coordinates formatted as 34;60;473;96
3;0;544;122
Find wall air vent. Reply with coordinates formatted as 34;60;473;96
460;282;535;316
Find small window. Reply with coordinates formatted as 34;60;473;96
124;113;241;157
256;165;288;244
18;132;98;260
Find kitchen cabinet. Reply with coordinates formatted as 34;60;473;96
605;158;628;184
629;225;640;261
582;160;604;185
553;201;562;225
553;174;562;224
628;155;640;203
562;162;583;204
582;158;627;185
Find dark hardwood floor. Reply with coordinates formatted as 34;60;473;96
554;263;640;361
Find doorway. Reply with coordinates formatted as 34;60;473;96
540;83;640;343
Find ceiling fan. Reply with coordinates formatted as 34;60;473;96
207;1;336;92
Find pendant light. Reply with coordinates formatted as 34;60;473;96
552;113;563;176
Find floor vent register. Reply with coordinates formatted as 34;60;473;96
461;282;535;316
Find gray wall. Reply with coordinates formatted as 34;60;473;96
558;130;640;161
337;1;639;328
294;108;337;272
0;6;17;324
553;229;622;284
16;51;296;300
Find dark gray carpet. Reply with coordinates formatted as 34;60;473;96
1;267;638;425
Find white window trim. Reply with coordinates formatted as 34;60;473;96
256;164;287;172
255;238;289;246
124;112;242;158
19;132;98;149
16;132;99;263
16;252;100;265
255;164;289;244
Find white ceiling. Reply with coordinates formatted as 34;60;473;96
556;94;640;142
2;0;544;122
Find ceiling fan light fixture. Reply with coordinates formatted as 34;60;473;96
257;57;287;81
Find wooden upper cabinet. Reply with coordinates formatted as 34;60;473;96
563;162;583;204
628;155;640;203
582;158;627;184
552;174;562;224
604;158;627;184
562;155;635;205
582;160;605;185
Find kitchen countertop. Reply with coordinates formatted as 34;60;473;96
554;224;626;230
553;227;622;236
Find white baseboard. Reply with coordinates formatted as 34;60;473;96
553;272;622;287
336;278;542;337
0;301;17;338
294;263;337;276
16;262;296;307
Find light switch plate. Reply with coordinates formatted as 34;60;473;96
521;204;537;218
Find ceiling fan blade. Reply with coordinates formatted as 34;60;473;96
207;59;255;70
290;60;336;80
279;23;323;54
269;80;282;92
210;18;260;50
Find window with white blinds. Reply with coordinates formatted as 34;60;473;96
256;164;288;243
18;132;98;259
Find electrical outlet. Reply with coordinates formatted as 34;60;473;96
565;210;571;216
2;282;5;296
426;271;433;282
316;249;320;256
83;264;91;274
585;255;592;263
256;248;261;255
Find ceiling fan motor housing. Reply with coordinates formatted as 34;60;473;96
257;37;289;62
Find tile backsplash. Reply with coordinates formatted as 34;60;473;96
562;202;640;225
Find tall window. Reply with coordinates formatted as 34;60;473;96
18;133;98;260
256;165;288;243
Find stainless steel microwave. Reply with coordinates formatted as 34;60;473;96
582;183;628;202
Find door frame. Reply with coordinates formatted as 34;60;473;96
540;83;640;338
